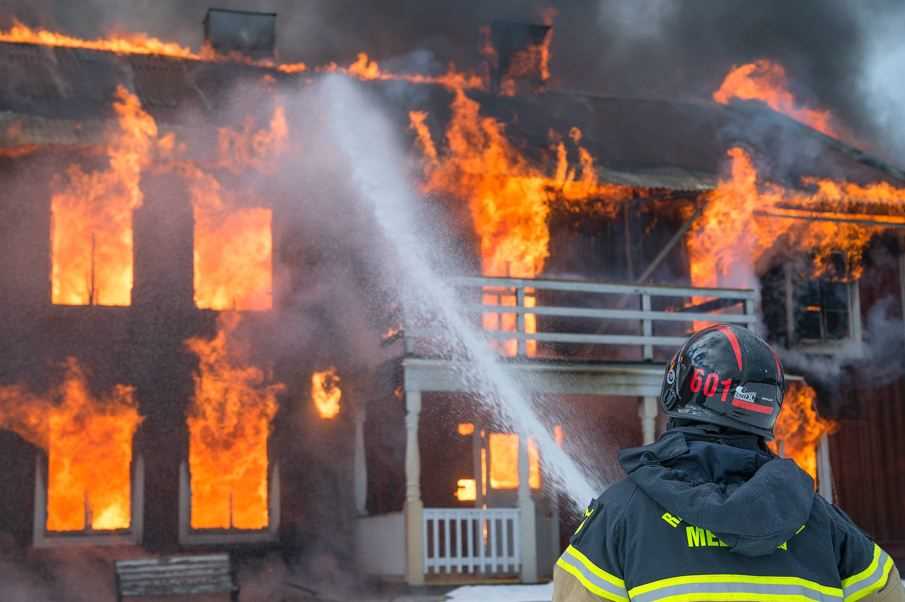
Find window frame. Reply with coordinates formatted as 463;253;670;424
177;457;280;545
782;263;863;355
32;452;144;547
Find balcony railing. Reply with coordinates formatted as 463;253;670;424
403;276;758;362
423;508;520;576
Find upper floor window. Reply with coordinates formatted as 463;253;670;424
761;260;861;352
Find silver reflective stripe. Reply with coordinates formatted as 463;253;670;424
557;551;628;601
631;581;843;602
844;550;892;601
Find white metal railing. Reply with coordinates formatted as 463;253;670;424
405;276;758;360
423;508;520;575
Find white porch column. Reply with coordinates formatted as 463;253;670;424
817;433;834;503
353;404;368;516
639;396;659;444
404;389;425;585
518;435;538;583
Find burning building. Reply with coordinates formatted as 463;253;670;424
0;8;904;593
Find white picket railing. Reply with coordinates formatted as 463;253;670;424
423;508;520;575
404;276;758;360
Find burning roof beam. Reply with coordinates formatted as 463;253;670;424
754;208;905;228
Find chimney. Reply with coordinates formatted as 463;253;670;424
486;20;553;96
204;8;277;59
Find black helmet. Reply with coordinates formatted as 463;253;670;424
659;324;785;439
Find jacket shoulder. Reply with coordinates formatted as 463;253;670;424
592;478;638;515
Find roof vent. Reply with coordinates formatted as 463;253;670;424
204;8;276;59
486;21;553;96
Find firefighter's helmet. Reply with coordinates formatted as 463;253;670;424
659;324;785;439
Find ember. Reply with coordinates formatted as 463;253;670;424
186;313;283;530
0;359;142;531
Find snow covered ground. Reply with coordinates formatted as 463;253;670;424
445;583;553;601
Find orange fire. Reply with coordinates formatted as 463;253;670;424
0;359;142;531
51;85;164;306
714;60;838;138
0;21;308;73
411;90;634;355
768;382;836;481
499;31;553;96
311;368;342;420
0;21;200;60
185;313;283;530
455;478;477;502
487;433;541;490
688;147;905;291
186;107;286;311
186;164;274;312
320;52;484;90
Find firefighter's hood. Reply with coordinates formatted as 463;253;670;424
619;429;815;557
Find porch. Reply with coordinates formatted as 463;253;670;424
356;276;759;585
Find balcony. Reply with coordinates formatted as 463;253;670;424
361;275;759;585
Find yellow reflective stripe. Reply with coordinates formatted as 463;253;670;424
841;544;881;589
556;557;628;602
644;592;832;602
845;554;894;602
629;573;842;598
563;545;625;588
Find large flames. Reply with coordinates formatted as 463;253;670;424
51;85;165;306
50;79;280;311
0;359;142;531
769;382;836;481
187;106;286;311
411;89;634;355
185;313;283;530
689;146;905;290
714;59;839;138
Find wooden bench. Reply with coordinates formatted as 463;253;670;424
114;554;239;601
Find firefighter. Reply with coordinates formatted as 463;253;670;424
553;324;904;601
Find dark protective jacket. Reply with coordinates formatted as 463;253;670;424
553;428;904;601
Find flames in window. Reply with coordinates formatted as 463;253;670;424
50;86;165;306
50;83;282;311
0;359;142;531
187;107;287;311
185;313;284;530
488;433;540;490
311;368;342;420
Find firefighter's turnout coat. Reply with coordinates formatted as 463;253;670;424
554;428;904;602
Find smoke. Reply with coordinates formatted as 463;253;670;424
780;296;905;391
6;0;905;160
854;2;905;160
